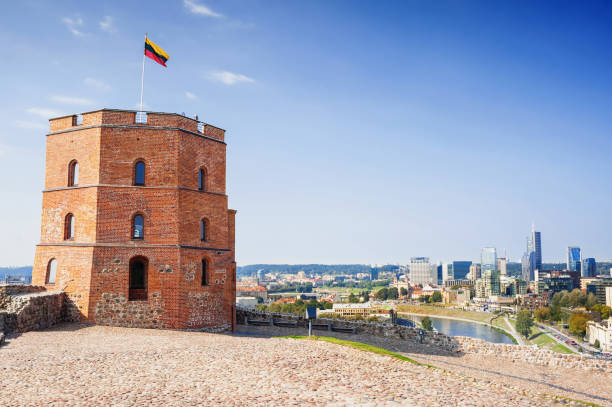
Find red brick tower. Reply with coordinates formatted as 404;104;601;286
32;109;237;331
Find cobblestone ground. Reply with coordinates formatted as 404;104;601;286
0;324;600;406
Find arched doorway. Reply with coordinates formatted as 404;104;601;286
129;256;148;300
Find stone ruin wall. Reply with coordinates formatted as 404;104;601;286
237;309;612;373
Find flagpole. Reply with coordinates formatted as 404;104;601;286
139;33;147;112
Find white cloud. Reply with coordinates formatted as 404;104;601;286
209;71;255;85
61;16;85;36
14;120;47;130
99;16;117;33
84;77;111;91
50;95;95;106
26;108;64;118
185;91;197;100
184;0;223;18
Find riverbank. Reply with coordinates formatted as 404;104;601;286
398;311;519;344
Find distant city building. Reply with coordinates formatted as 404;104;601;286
582;258;596;278
525;224;541;279
586;279;612;304
436;263;443;285
536;271;575;296
370;268;379;280
443;279;473;288
606;286;612;308
497;257;508;277
442;288;470;305
236;297;259;309
567;246;582;273
469;264;481;281
521;251;535;281
586;318;612;352
484;269;500;297
256;269;265;283
409;257;435;286
442;263;453;283
452;261;472;280
481;247;497;274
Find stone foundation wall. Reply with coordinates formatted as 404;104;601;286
0;285;64;334
237;309;459;352
456;336;612;373
93;292;167;329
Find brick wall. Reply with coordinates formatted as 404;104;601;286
32;109;236;331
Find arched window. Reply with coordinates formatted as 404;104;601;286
134;161;145;186
132;214;144;239
64;213;74;240
198;168;206;191
129;256;148;300
200;219;208;241
68;160;79;186
201;258;208;286
46;258;57;285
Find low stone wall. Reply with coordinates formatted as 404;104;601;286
237;309;460;352
0;285;64;336
456;336;612;373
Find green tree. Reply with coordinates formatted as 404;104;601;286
400;287;408;297
534;307;551;322
569;312;593;336
586;293;598;310
419;295;430;303
348;293;359;303
567;289;586;308
362;291;370;302
590;304;611;319
430;291;442;303
515;309;534;338
421;316;433;331
594;339;600;349
374;288;388;301
387;287;399;300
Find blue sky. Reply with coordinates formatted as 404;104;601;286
1;0;611;266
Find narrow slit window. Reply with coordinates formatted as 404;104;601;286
200;219;207;241
134;161;145;186
133;215;144;239
198;168;205;191
201;259;208;286
64;213;74;240
68;161;79;186
46;259;57;285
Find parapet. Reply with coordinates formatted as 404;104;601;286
48;109;225;142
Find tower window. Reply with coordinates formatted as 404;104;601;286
64;213;74;240
135;111;148;124
201;259;208;286
198;168;206;191
134;161;145;186
129;257;148;300
200;219;208;241
197;122;204;133
68;160;79;186
46;258;57;285
132;214;144;239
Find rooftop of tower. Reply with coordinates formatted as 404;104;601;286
46;108;226;143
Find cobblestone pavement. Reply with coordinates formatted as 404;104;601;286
0;324;601;406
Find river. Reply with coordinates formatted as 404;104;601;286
410;315;514;344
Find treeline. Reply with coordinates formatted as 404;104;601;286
267;282;313;293
255;299;332;314
237;264;396;277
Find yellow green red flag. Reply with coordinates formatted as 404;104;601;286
144;37;169;67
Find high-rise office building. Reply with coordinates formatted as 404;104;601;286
581;257;596;278
521;251;535;281
469;264;481;281
484;269;500;296
442;263;453;283
453;261;472;280
481;247;497;274
526;224;542;278
409;257;435;286
497;257;508;277
567;247;582;273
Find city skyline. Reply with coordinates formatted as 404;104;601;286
1;1;612;266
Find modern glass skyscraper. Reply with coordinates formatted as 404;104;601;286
409;257;435;286
453;261;472;280
581;257;596;278
522;251;535;281
567;247;581;272
481;247;497;274
526;224;542;273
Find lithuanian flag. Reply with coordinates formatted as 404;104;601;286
144;37;169;67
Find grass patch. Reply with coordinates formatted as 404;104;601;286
277;335;435;368
490;326;517;344
550;343;574;354
397;305;494;324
